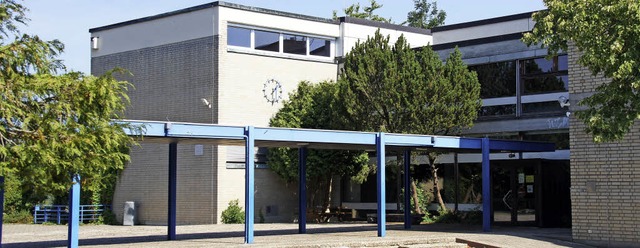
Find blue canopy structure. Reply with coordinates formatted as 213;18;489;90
22;120;555;247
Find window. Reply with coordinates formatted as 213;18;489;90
522;101;565;115
227;26;251;48
255;30;279;52
520;55;569;95
309;38;331;57
469;61;517;98
283;34;306;55
227;25;334;59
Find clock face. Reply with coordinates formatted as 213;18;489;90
263;79;283;105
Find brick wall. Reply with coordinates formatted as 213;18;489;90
92;37;219;224
568;45;640;246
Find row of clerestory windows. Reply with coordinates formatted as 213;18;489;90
227;25;332;57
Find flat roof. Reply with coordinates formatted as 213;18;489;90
90;1;430;35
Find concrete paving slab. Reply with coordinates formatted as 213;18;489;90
2;223;594;248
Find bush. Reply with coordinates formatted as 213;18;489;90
5;210;34;224
221;199;245;224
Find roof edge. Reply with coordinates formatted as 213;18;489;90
431;10;542;32
90;1;337;33
339;16;431;35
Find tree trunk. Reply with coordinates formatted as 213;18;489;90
320;176;333;222
429;154;446;211
410;180;423;214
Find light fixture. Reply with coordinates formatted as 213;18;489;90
201;98;212;108
558;95;570;108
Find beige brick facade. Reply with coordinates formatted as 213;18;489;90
568;45;640;246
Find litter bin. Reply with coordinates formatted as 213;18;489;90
123;201;136;226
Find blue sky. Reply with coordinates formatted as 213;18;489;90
21;0;545;74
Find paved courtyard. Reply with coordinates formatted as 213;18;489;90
3;223;593;247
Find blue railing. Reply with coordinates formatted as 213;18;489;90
33;205;111;224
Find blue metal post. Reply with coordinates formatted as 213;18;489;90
67;174;80;248
403;150;411;229
0;176;4;246
244;126;255;244
168;142;177;240
481;137;491;232
376;133;386;237
298;147;307;234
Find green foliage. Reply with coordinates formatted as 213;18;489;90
221;199;245;224
0;1;137;200
336;30;481;136
523;1;640;142
94;208;118;225
268;81;371;210
332;0;391;23
4;209;33;223
404;0;446;29
406;180;433;214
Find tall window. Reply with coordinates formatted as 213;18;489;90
470;55;569;119
521;55;568;95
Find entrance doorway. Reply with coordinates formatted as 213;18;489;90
491;159;570;227
492;160;538;226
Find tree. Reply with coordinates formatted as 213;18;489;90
268;81;370;221
336;30;481;212
0;1;136;204
404;0;446;29
523;1;640;142
332;0;391;23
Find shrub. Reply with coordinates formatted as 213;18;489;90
5;210;34;224
221;199;245;224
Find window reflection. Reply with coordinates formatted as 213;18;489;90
469;61;516;98
255;30;280;52
283;34;307;55
227;26;251;47
310;38;330;57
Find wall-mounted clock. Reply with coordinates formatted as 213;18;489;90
263;79;283;105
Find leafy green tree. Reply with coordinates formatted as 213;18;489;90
268;81;370;219
404;0;446;29
523;1;640;142
336;30;481;211
332;0;391;23
0;1;136;205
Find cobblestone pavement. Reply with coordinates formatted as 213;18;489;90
3;223;594;248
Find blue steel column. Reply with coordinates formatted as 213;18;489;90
481;137;491;232
298;147;308;234
168;142;177;240
403;150;411;229
376;133;386;237
0;176;4;246
67;174;80;248
244;126;255;244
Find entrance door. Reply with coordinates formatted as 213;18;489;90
492;161;539;226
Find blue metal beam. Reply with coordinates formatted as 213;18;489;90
481;137;491;232
67;174;80;248
168;142;177;240
253;127;374;146
376;133;386;237
298;147;307;234
403;150;411;230
244;126;255;244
